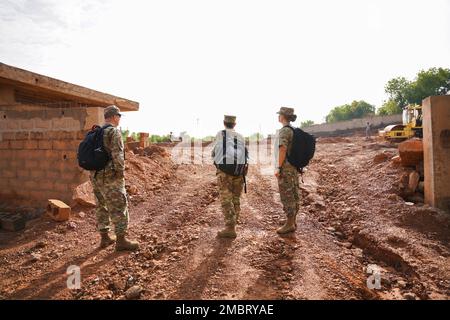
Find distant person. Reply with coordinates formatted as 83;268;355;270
91;105;139;251
275;107;300;234
212;115;248;238
366;122;371;140
169;131;175;142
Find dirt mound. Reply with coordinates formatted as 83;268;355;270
133;145;170;158
71;148;175;207
124;150;175;202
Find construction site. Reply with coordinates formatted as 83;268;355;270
0;63;449;301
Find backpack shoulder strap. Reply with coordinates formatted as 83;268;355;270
222;130;226;165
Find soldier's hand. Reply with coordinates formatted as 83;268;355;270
275;168;281;179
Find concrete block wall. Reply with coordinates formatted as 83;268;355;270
0;105;103;206
304;114;402;136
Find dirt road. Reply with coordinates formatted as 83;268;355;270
0;137;448;300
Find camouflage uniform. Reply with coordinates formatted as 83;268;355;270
212;117;246;229
277;126;300;217
216;169;244;226
90;125;129;235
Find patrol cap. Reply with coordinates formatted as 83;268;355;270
276;107;295;117
104;105;122;118
224;115;236;124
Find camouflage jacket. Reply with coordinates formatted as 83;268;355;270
275;125;294;166
103;126;125;173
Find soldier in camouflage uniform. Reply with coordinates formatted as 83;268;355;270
91;105;139;251
275;107;300;234
212;115;246;238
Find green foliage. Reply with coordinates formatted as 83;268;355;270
300;120;315;128
409;67;450;104
121;129;130;143
382;67;450;112
377;99;402;116
384;77;411;108
326;100;375;123
150;134;170;143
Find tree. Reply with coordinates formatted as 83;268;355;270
326;100;375;123
409;67;450;104
150;134;170;143
300;120;315;128
377;99;402;116
384;77;411;108
383;67;450;111
121;129;130;143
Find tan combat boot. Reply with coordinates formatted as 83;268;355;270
277;215;296;234
217;224;237;238
115;233;139;251
99;231;116;248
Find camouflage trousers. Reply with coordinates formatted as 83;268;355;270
90;170;129;235
216;169;244;226
277;162;300;217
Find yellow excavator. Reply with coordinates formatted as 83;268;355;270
379;104;423;141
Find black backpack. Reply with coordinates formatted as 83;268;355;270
285;126;316;171
215;130;249;177
77;124;112;171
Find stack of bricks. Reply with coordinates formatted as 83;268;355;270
125;132;150;151
0;106;103;206
139;132;149;148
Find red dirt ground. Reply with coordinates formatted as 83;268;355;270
0;137;449;300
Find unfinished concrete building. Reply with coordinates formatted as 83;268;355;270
0;63;139;207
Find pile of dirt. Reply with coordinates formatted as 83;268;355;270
71;147;175;207
303;137;450;300
124;149;175;202
132;145;170;158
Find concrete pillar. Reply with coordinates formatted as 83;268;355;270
423;95;450;212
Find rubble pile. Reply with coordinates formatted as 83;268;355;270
71;146;175;208
124;148;175;202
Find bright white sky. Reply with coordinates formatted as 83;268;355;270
1;0;449;137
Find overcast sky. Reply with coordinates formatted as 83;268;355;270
1;0;449;137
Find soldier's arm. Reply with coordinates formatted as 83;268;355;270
278;146;287;168
110;128;125;174
278;128;290;167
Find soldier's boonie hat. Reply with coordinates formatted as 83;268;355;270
224;115;236;124
276;107;295;117
104;105;122;118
